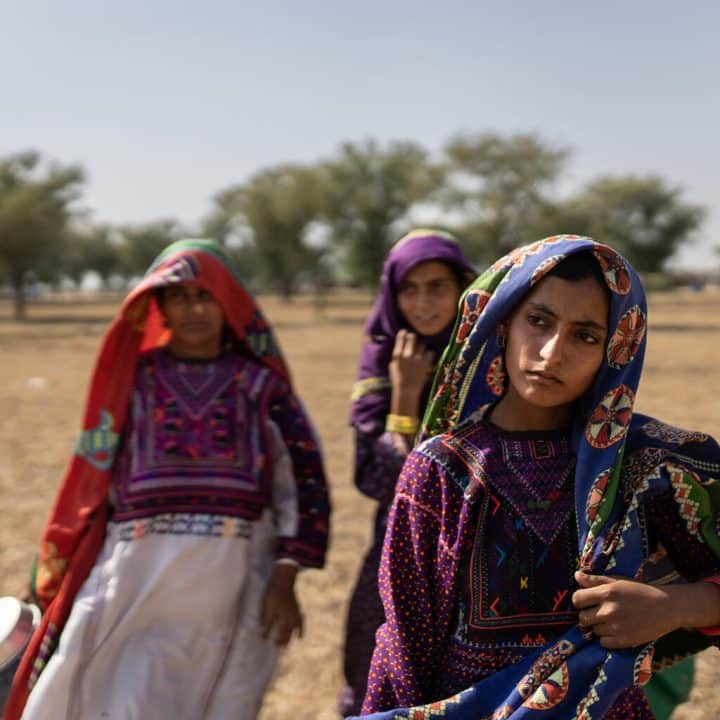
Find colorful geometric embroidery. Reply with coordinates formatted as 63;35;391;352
530;254;566;287
574;666;607;720
244;309;282;358
400;689;471;718
75;409;120;470
585;385;635;449
490;240;545;273
607;306;646;369
457;291;492;342
666;465;703;539
28;622;59;689
517;640;575;700
585;469;612;528
633;645;654;686
116;513;254;541
593;245;631;295
490;706;513;720
35;541;68;600
486;355;506;396
543;234;585;245
149;254;201;286
641;419;708;446
523;662;570;709
351;375;392;401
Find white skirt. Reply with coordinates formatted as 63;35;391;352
21;511;280;720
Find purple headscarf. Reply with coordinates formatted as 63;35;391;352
350;229;476;434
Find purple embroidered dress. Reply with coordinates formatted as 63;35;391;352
341;230;475;715
22;348;329;720
363;414;720;717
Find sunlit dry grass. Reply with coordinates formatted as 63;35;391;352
1;289;720;719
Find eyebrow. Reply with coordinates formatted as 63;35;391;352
527;301;607;331
400;275;454;286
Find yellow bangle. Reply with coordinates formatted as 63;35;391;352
386;413;419;435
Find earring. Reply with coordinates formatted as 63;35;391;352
496;325;506;348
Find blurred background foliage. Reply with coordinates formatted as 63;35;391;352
0;132;707;319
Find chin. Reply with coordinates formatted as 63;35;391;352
415;323;444;336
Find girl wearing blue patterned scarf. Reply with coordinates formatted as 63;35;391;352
356;236;720;720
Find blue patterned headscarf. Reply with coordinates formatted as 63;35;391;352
359;235;720;719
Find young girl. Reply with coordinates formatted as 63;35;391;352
357;235;720;719
340;230;475;715
5;240;330;720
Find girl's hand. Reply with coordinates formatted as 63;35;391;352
18;585;34;604
389;330;434;404
572;571;683;648
260;563;303;647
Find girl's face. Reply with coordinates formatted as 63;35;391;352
498;274;609;430
396;260;462;337
160;282;225;359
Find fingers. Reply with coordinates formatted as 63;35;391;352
577;606;616;628
393;330;419;355
572;572;619;609
273;609;303;647
393;330;433;360
392;329;408;359
575;571;614;587
275;618;293;647
259;599;274;639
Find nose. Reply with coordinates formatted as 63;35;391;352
415;288;432;313
190;296;206;314
539;331;565;364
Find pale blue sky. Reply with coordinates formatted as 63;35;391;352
2;1;718;268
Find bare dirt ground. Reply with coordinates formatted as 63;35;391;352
1;289;719;719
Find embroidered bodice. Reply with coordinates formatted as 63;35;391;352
110;349;273;521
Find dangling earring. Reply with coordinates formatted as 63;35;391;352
496;325;507;349
162;316;170;329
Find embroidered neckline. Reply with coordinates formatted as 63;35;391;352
482;421;576;545
155;349;238;420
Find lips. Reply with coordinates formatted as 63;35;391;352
526;369;562;384
180;322;210;332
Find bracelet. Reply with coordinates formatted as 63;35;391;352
386;413;419;435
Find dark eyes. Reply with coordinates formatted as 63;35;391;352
398;280;454;295
165;287;216;304
525;314;601;345
577;331;600;345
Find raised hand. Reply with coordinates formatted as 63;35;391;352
389;329;434;416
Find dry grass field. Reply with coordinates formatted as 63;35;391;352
1;289;720;719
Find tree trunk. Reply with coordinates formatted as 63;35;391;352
12;272;26;321
279;276;295;303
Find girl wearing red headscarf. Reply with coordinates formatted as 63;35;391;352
6;240;330;720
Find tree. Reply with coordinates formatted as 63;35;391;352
62;224;124;289
319;139;442;287
444;132;569;262
543;176;705;272
0;151;85;319
118;220;184;278
212;164;325;299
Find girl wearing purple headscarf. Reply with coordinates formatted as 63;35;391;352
338;229;475;715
